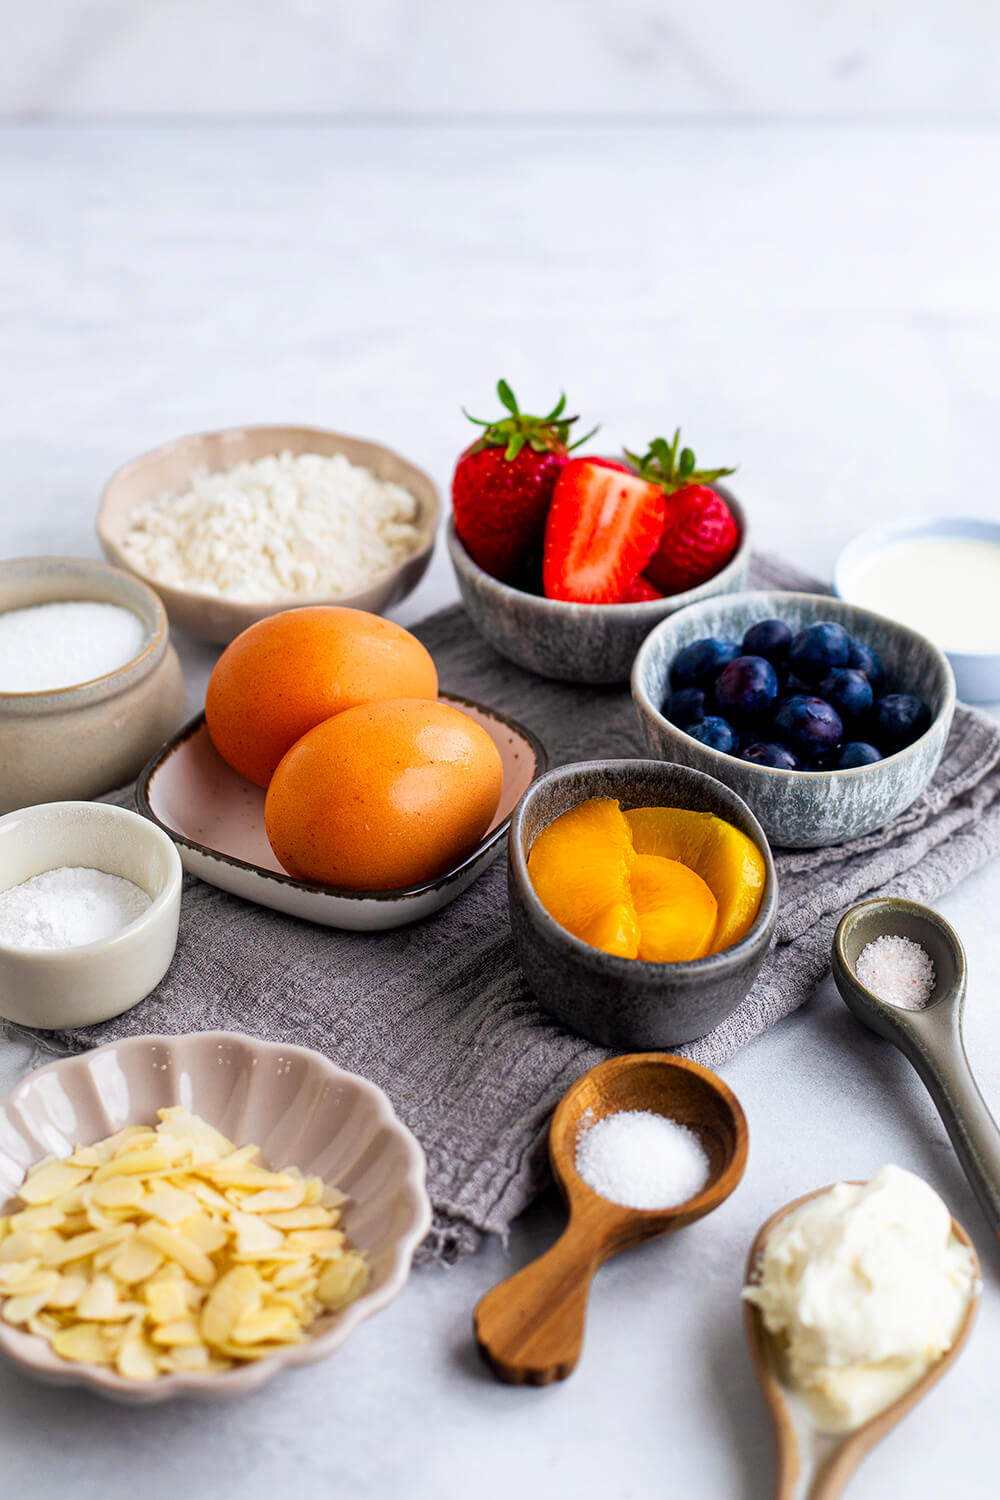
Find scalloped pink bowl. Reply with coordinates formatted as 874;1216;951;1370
0;1032;431;1403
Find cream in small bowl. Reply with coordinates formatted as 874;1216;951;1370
0;801;183;1029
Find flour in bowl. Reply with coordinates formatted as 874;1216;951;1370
0;866;151;949
120;450;423;602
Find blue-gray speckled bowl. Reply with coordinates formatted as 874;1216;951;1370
508;759;778;1049
632;591;956;850
445;484;749;685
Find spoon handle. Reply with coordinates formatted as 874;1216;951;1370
473;1223;600;1384
902;1022;1000;1243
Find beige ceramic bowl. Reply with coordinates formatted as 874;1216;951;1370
0;1032;432;1403
0;801;182;1029
0;557;185;815
98;424;442;643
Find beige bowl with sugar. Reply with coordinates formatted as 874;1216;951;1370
97;424;442;644
0;557;186;815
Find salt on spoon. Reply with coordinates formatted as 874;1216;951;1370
475;1054;747;1385
855;933;935;1011
575;1107;710;1210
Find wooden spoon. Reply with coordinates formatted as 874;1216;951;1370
474;1052;748;1385
744;1186;982;1500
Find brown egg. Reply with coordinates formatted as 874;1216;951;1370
264;698;504;890
205;606;438;788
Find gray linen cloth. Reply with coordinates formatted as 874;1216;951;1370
18;554;1000;1263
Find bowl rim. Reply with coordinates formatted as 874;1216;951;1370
833;512;1000;662
631;589;957;783
508;757;778;978
136;694;549;903
0;800;183;960
445;478;749;616
0;1030;432;1398
0;556;169;704
97;422;442;613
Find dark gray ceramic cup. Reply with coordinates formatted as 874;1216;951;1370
632;590;956;849
508;759;778;1049
446;484;749;686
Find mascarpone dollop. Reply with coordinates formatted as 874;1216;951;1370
743;1165;976;1431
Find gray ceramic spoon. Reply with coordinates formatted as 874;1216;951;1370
832;897;1000;1250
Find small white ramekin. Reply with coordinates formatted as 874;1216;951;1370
0;800;182;1029
834;515;1000;703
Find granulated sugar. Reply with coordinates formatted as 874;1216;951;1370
0;866;152;950
575;1108;710;1210
855;934;936;1011
0;600;147;693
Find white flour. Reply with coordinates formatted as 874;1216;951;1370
0;866;152;949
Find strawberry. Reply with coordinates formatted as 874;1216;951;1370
451;380;596;584
627;431;738;596
624;574;664;603
542;458;667;604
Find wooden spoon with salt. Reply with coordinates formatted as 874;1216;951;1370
744;1186;981;1500
473;1052;748;1385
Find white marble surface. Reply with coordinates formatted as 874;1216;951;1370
1;123;999;1498
5;0;1000;119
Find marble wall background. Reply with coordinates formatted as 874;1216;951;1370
3;0;998;119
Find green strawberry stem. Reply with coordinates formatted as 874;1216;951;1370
462;379;597;462
623;429;735;494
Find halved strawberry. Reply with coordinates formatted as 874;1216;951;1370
542;458;667;604
624;574;665;603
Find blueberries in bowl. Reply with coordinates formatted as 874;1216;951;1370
741;619;792;667
714;655;779;720
774;695;844;758
661;624;933;774
837;741;883;768
788;621;851;682
741;742;799;770
818;668;874;723
687;716;737;753
669;637;741;690
666;687;708;729
874;694;932;753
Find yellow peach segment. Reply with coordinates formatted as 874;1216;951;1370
629;854;718;963
625;807;765;954
527;797;639;958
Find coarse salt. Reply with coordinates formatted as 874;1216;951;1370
855;934;936;1011
0;867;152;950
575;1108;710;1210
120;450;422;603
0;601;147;694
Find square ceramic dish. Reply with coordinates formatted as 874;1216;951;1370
0;1032;431;1403
136;694;547;930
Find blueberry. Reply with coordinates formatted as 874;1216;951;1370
665;687;707;729
788;621;852;682
773;694;844;757
669;637;741;690
740;741;800;770
837;741;883;768
686;716;737;754
714;655;779;721
818;668;874;722
846;639;885;689
873;693;932;753
741;619;792;667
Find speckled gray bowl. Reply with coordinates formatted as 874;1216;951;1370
632;591;956;850
507;759;778;1049
445;483;749;684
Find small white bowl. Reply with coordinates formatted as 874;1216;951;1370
0;1031;431;1402
834;516;1000;703
0;801;182;1029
